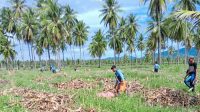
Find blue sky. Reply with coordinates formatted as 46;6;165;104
0;0;175;61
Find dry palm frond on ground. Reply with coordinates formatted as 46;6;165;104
144;88;200;107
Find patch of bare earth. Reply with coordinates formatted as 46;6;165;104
96;78;144;99
8;88;82;112
53;79;95;90
144;88;200;107
0;79;9;85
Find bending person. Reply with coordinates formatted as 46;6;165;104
111;65;127;95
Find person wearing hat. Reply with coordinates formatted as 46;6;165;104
184;57;197;92
111;65;126;95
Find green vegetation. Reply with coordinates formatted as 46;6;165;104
0;65;199;112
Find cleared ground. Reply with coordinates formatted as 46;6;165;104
0;64;200;112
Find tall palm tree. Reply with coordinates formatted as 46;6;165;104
73;21;89;65
147;18;168;63
165;17;187;64
142;0;170;64
109;30;123;64
1;8;16;38
137;34;145;63
118;17;127;57
89;30;107;68
126;14;138;63
183;32;193;60
60;39;67;62
173;0;200;64
10;0;26;62
39;18;52;62
63;5;77;63
0;38;16;70
35;39;44;67
21;9;37;65
126;39;135;66
39;0;67;67
168;46;175;64
100;0;121;64
147;32;157;64
194;32;200;63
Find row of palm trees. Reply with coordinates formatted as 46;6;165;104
0;0;90;69
1;0;200;69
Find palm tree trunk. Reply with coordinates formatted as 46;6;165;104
73;45;76;66
118;54;120;64
152;51;154;64
27;44;32;68
131;52;133;67
135;51;137;64
184;43;187;65
177;41;180;65
112;30;116;65
98;56;101;68
62;49;65;62
70;45;73;63
185;22;188;65
158;15;162;64
141;51;142;64
6;58;8;70
39;56;41;67
47;44;51;63
80;46;82;66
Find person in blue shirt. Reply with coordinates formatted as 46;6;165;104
154;61;160;73
111;65;126;95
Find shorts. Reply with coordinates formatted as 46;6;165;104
154;69;158;72
116;81;127;93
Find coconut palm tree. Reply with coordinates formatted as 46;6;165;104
89;30;107;68
126;14;138;62
39;0;67;67
0;38;16;70
118;17;127;57
126;38;135;66
194;32;200;63
63;5;77;63
35;39;44;67
39;18;52;62
165;17;187;64
73;21;89;65
173;0;200;64
100;0;121;64
142;0;170;64
147;18;168;63
137;34;145;63
168;46;175;64
21;9;38;66
1;8;16;38
146;32;157;64
60;39;67;62
183;32;193;60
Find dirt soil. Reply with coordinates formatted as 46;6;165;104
9;88;78;112
96;78;144;98
144;88;200;107
53;79;95;90
0;79;9;85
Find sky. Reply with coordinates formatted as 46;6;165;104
0;0;175;61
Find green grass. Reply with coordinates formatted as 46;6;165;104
0;64;199;112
